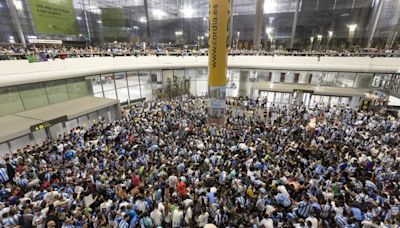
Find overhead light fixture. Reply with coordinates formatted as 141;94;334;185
328;31;333;38
97;20;102;24
317;34;323;40
88;6;101;14
175;31;183;36
347;24;357;31
133;26;139;30
182;6;194;18
139;17;147;23
13;0;23;11
152;9;166;19
265;27;273;35
9;36;16;44
264;1;277;14
203;17;208;21
76;16;82;20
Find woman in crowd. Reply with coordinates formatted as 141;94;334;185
0;97;399;227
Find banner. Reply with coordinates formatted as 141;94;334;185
101;8;126;40
101;8;125;28
28;0;79;35
208;0;230;123
208;0;230;87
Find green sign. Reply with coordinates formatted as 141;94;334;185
101;8;125;28
30;116;68;132
28;0;79;35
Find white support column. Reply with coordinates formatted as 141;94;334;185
367;0;385;48
290;0;300;49
6;0;26;47
253;0;264;49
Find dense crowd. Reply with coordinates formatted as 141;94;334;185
1;44;400;61
0;97;399;228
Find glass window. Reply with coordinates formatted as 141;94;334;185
274;92;282;103
19;83;49;109
272;70;280;82
0;87;24;116
116;88;129;103
228;69;240;81
330;97;340;107
240;70;250;82
195;68;208;80
339;97;350;106
196;81;208;96
162;70;174;82
174;69;185;79
309;72;322;85
127;71;140;86
249;70;258;82
296;71;308;84
283;71;294;83
282;93;291;103
101;74;115;91
257;70;269;82
66;78;91;99
336;73;356;88
320;72;338;86
354;73;373;89
371;74;392;89
139;71;152;85
128;86;141;100
140;84;153;101
267;92;275;104
44;80;69;104
104;90;117;100
85;75;103;94
151;70;162;83
114;72;127;88
94;93;104;98
185;69;197;80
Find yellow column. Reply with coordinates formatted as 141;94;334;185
208;0;230;125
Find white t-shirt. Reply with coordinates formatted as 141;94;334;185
305;216;318;228
197;212;209;227
185;207;193;224
150;209;162;226
172;210;183;227
259;218;274;228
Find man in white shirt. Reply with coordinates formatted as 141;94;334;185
150;208;162;227
196;210;209;227
305;214;318;228
172;206;183;228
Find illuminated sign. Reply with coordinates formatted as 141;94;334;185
30;116;68;132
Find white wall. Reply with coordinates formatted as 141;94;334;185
0;56;399;87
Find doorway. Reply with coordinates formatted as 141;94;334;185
293;90;314;106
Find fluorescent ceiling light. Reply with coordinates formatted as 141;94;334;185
152;9;166;19
182;6;194;18
76;16;82;20
139;17;147;23
264;0;277;14
13;0;23;11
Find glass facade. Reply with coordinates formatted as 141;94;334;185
0;0;399;49
0;67;394;117
0;77;91;116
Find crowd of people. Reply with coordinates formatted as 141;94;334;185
0;97;399;228
1;43;400;61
